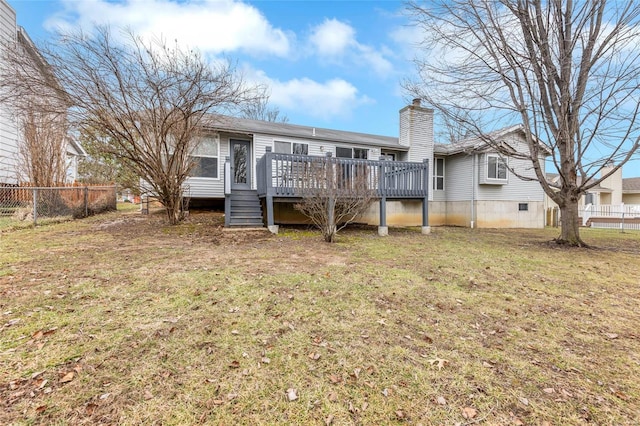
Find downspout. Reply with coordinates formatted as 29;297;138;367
470;153;476;228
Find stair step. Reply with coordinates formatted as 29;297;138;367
226;189;264;228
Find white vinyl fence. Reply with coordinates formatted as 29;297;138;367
580;203;640;231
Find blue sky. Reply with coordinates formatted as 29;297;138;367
11;0;417;138
8;0;640;178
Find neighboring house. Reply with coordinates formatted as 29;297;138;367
0;0;19;186
545;165;640;228
622;177;640;205
181;99;547;231
0;0;84;186
65;138;86;184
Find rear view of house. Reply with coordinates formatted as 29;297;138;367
178;99;547;231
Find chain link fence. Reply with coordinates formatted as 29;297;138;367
0;185;117;227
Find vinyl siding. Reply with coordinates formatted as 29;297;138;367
183;132;229;198
440;135;545;203
0;0;17;185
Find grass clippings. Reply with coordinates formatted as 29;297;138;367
1;208;639;425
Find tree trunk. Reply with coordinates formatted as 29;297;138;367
558;199;586;247
163;193;183;225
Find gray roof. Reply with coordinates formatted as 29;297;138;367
203;115;406;150
434;125;524;155
434;124;552;156
623;177;640;192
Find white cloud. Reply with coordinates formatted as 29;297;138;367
308;18;394;77
45;0;292;57
309;18;355;57
249;69;371;120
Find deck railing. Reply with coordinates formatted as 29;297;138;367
256;151;429;199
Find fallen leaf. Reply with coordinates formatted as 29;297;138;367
32;330;44;340
228;360;240;368
328;392;338;402
436;396;447;405
561;389;573;398
462;407;477;419
227;393;238;400
604;333;618;339
287;388;298;401
261;357;271;364
31;370;45;380
35;405;47;414
427;357;449;370
85;403;97;415
99;393;110;400
519;397;529;406
36;379;48;390
308;352;321;360
395;409;405;419
144;390;154;400
329;374;342;384
60;372;74;383
43;327;58;336
513;417;524;425
325;414;334;425
353;367;361;379
212;399;225;405
362;401;369;411
543;387;555;394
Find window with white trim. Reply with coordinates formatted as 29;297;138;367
190;136;219;178
274;141;309;155
487;154;507;180
434;157;444;190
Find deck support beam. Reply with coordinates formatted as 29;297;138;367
378;196;388;236
266;195;278;234
421;158;430;234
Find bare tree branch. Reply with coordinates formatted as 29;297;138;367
294;157;376;242
1;26;265;224
405;0;640;246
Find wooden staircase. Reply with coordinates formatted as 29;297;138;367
227;189;264;227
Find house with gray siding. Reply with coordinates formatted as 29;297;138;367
181;99;547;232
431;126;547;228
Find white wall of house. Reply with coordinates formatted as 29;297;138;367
0;0;18;185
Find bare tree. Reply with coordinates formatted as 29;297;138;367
2;26;263;224
294;157;376;242
240;91;289;123
405;0;640;246
16;109;68;186
0;28;70;186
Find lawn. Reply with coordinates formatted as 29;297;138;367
1;209;639;425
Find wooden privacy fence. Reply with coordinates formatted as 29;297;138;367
0;185;117;224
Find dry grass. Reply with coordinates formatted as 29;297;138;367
1;209;639;425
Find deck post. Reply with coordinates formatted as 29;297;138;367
266;195;277;234
378;197;388;236
422;159;431;235
224;156;231;227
